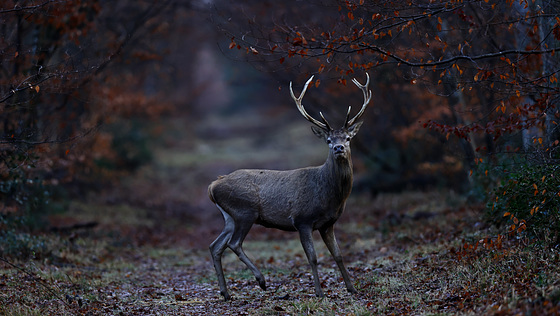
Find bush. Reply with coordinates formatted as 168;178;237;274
0;148;63;259
0;224;51;260
488;155;560;245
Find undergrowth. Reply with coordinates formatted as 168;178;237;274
470;145;560;247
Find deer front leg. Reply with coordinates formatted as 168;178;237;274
319;225;357;294
297;226;325;298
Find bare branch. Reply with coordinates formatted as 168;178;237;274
0;0;61;14
0;124;100;146
357;45;560;68
0;73;56;104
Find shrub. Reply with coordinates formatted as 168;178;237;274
0;224;51;260
488;154;560;245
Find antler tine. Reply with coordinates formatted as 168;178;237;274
290;75;330;130
344;106;352;128
346;73;372;127
319;112;333;131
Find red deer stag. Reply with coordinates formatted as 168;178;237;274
208;73;371;300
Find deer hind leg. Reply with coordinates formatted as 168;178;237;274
319;225;357;294
209;205;235;300
227;214;266;291
297;226;325;298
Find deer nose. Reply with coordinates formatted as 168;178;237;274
333;144;345;153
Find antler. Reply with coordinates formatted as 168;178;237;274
345;73;372;128
290;75;332;131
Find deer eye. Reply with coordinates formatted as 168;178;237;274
326;138;332;144
346;137;351;142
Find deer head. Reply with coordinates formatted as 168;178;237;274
290;74;371;161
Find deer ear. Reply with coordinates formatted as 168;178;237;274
311;126;328;139
347;121;363;138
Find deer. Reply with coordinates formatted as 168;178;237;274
208;73;371;300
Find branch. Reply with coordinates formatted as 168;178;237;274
0;124;100;146
356;44;560;68
0;0;61;14
0;73;56;104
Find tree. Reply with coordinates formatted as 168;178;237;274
0;0;200;226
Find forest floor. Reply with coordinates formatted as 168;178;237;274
1;116;560;315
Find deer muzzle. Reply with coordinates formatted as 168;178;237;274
333;145;347;159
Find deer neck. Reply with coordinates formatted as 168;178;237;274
321;151;353;200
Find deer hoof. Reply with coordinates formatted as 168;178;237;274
221;291;232;301
258;279;267;290
315;290;325;298
347;287;358;294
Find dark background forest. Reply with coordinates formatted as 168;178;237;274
1;0;560;315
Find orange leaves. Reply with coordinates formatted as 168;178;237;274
496;101;506;113
453;63;463;75
533;183;539;195
292;32;308;47
531;137;543;146
503;211;527;235
229;37;240;50
500;56;515;67
314;79;321;88
436;17;443;31
554;17;560;40
530;206;539;216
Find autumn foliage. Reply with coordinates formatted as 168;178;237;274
0;1;184;225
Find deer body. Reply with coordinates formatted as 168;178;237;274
208;74;371;300
210;148;354;230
